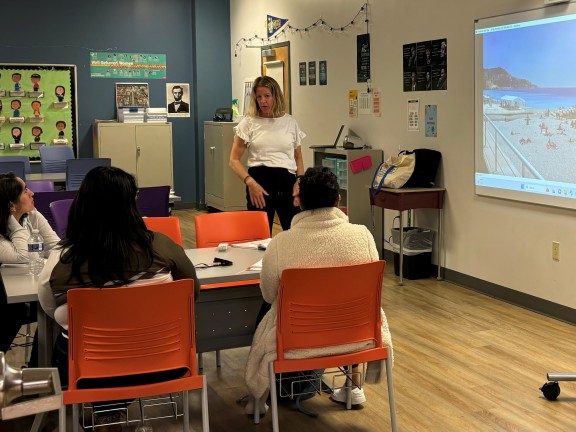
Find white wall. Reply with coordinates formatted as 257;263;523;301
230;0;576;310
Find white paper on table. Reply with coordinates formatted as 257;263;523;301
230;238;272;250
245;259;262;271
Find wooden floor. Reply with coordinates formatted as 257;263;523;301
3;208;576;431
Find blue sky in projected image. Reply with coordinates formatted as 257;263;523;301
483;17;576;88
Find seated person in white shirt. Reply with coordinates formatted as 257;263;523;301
0;172;59;359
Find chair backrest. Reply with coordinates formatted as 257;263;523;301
0;161;26;180
143;216;183;246
39;145;75;173
137;185;171;217
194;211;270;248
0;156;31;174
26;180;55;192
67;279;196;388
276;261;386;358
33;190;78;231
49;199;74;238
65;158;112;191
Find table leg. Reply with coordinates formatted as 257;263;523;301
437;208;443;280
398;210;404;286
37;306;50;367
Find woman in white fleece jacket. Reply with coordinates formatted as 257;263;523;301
244;166;393;410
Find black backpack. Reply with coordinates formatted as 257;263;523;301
401;149;442;188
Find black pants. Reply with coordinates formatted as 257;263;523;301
0;291;37;357
246;166;299;232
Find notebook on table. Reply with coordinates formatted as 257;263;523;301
309;124;345;149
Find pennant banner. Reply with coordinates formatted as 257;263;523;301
267;15;289;38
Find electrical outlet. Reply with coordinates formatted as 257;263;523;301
552;241;560;261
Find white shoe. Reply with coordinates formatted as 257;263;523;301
330;387;366;405
244;397;269;416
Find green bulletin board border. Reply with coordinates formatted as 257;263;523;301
0;64;78;159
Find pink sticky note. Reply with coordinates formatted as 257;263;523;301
349;155;373;173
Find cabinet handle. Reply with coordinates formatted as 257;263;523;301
210;146;216;151
137;146;141;156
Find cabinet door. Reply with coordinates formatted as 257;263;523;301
97;125;138;176
204;124;224;199
135;125;173;187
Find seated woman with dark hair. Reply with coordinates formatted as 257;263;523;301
38;166;199;430
0;172;59;357
244;166;393;413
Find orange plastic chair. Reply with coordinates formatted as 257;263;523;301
265;261;397;432
194;210;269;369
143;216;183;246
194;211;270;248
62;279;209;432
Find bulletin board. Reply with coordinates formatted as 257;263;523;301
0;64;78;159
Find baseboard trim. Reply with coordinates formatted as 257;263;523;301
383;250;576;325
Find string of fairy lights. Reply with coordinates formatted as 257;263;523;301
233;3;369;57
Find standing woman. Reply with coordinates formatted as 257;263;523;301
229;76;305;232
0;172;60;354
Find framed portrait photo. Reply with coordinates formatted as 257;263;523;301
166;83;191;118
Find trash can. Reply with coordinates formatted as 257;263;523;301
391;227;434;279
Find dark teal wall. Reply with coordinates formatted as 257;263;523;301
0;0;231;206
194;0;233;207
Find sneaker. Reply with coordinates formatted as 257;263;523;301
330;387;366;405
244;397;269;416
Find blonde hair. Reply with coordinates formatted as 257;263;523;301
248;76;285;117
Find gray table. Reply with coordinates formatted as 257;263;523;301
186;247;264;353
1;247;264;366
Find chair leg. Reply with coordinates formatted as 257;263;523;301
72;404;80;432
385;357;397;432
183;390;190;432
253;396;260;424
269;363;280;432
30;412;47;432
201;376;210;432
345;365;353;410
58;404;66;432
198;353;204;371
24;323;32;363
216;350;221;367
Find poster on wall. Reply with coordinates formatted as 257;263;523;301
166;83;190;118
425;104;438;137
357;33;371;83
407;99;420;131
0;64;77;157
319;61;327;85
115;83;149;108
403;39;447;92
308;61;316;86
299;62;307;86
90;52;167;80
349;89;358;118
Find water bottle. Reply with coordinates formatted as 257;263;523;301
27;229;45;276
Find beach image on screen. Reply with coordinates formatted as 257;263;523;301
475;7;576;209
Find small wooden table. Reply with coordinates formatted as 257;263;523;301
370;187;446;285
